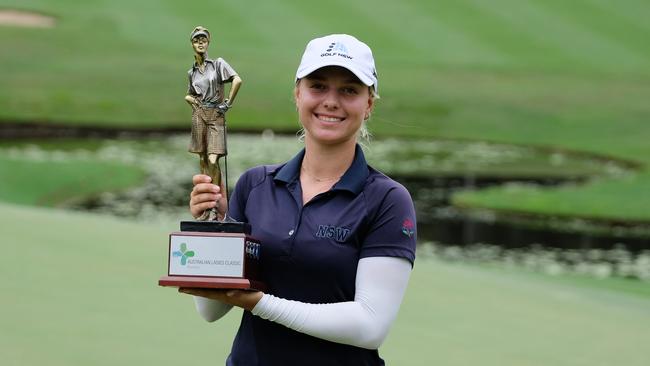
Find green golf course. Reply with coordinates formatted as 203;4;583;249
1;203;649;365
2;0;650;221
2;0;650;364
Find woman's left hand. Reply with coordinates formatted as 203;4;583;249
178;288;263;312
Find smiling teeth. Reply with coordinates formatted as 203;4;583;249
318;115;343;122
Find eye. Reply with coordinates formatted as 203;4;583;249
341;87;359;95
309;83;327;91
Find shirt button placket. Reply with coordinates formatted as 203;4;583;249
286;182;304;256
288;206;305;256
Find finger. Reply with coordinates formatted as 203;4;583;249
179;287;202;296
194;182;220;193
190;192;221;204
179;288;229;301
180;288;210;298
190;192;221;205
192;174;212;185
191;183;220;196
190;201;217;217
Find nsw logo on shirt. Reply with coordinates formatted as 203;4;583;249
315;225;350;243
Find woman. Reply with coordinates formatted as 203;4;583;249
182;34;416;365
185;26;242;220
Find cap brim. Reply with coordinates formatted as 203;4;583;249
191;31;209;40
296;60;374;87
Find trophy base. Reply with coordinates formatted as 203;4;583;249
181;220;251;234
159;275;266;291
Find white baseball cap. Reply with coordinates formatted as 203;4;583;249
295;34;378;93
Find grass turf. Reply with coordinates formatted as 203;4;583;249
1;203;649;365
0;155;145;207
1;0;650;219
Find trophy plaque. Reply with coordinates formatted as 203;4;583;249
158;25;265;291
158;222;265;291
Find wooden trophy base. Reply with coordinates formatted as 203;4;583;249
159;218;265;291
158;276;266;291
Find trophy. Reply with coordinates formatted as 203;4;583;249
159;26;265;291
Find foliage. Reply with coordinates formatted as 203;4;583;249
421;242;650;282
3;134;629;220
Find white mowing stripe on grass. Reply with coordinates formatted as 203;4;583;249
344;0;512;67
466;0;648;71
0;9;55;28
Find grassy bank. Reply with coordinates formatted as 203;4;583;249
453;170;650;222
0;156;145;207
1;203;649;365
2;0;650;221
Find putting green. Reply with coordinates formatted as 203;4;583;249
1;203;648;365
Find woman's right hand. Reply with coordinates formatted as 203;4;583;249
190;174;226;219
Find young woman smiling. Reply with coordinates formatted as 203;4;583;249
183;34;417;366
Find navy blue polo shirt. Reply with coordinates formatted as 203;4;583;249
226;144;416;366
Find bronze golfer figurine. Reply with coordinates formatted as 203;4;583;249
185;26;242;221
158;26;263;291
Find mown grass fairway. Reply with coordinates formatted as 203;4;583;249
1;203;649;365
2;0;650;221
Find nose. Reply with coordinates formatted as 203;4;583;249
322;90;340;110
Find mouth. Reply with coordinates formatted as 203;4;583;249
315;113;345;123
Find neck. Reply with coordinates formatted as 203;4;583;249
194;53;207;67
302;139;356;181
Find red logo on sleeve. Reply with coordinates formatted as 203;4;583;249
401;218;415;238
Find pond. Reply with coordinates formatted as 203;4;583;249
2;133;649;279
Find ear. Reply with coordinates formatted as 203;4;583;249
365;91;375;117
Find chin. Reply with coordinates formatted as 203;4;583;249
307;133;356;147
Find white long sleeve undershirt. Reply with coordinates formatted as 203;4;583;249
192;294;233;322
193;256;412;350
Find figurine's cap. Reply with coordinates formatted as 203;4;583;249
295;34;378;93
190;26;210;41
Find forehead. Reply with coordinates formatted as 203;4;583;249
305;66;363;84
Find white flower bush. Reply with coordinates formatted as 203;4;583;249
422;242;650;281
2;134;647;280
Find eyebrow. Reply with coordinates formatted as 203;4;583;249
305;74;363;85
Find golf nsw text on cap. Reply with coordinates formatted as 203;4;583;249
296;34;378;93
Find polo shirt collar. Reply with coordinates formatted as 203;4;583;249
274;149;305;183
273;144;369;195
192;58;217;70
